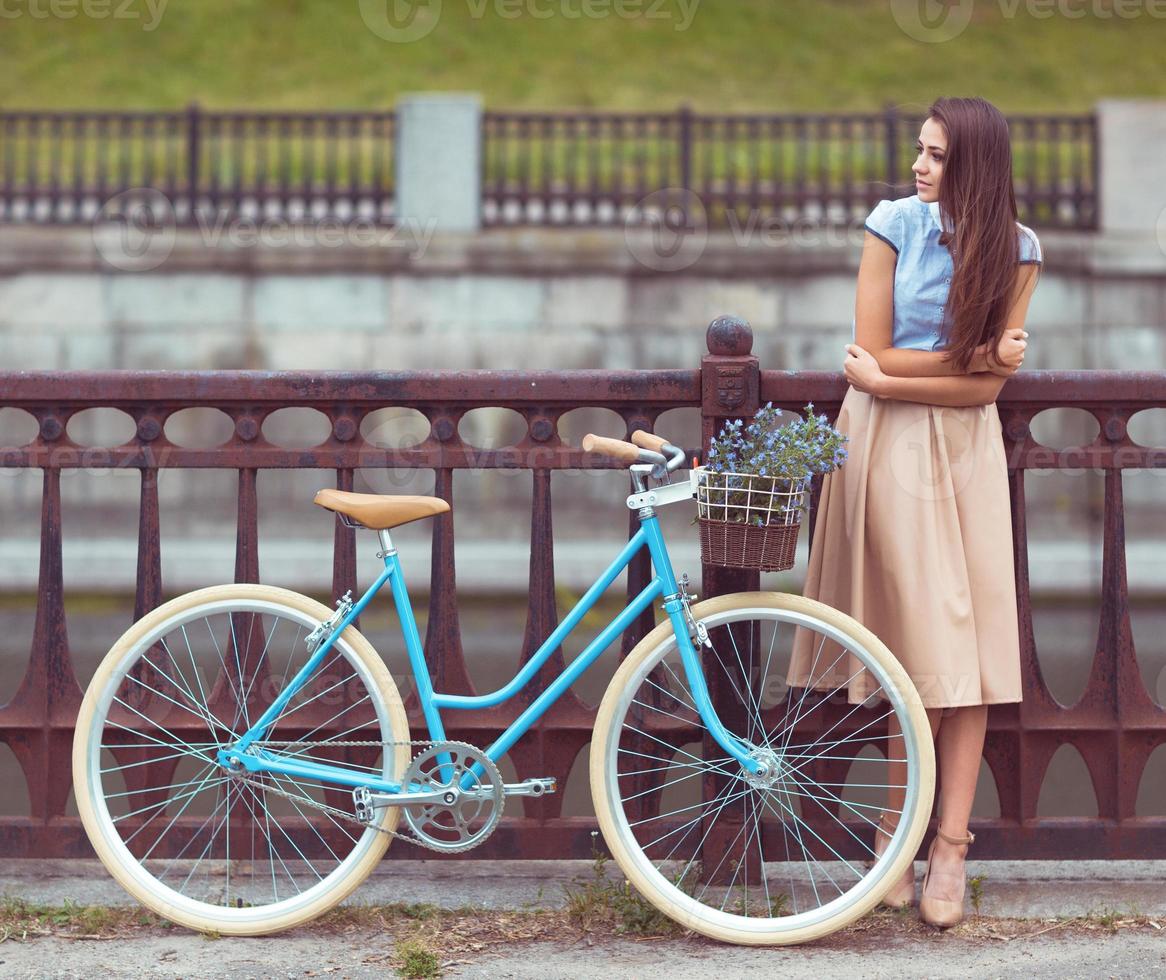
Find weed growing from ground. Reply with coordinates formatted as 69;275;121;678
968;874;986;914
395;937;442;978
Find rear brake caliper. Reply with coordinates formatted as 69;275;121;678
306;590;354;654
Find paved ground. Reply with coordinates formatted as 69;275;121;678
5;857;1166;919
0;859;1163;978
1;929;1164;979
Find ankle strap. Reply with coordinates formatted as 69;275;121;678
935;825;975;845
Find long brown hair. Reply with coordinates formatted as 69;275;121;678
926;97;1041;372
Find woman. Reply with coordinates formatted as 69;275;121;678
785;96;1042;928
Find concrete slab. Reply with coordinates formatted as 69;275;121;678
2;858;1164;920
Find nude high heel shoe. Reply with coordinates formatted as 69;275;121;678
872;811;915;908
918;824;976;928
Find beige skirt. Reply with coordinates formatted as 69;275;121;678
786;385;1023;709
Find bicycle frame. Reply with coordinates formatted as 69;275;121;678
219;509;766;790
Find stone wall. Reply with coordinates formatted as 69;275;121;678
0;98;1163;595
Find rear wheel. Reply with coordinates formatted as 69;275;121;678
591;591;935;946
73;584;411;935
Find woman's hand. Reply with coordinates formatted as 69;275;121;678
843;344;887;395
985;327;1028;377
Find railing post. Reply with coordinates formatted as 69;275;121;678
884;102;899;197
677;102;692;192
699;314;760;602
697;315;761;882
186;101;201;218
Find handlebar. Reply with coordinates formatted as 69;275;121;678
629;430;668;453
581;430;687;474
580;434;640;463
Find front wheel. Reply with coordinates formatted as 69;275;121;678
72;584;411;936
590;591;935;946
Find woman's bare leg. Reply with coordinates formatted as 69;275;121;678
882;706;943;824
923;704;987;901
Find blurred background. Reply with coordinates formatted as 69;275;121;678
0;0;1164;821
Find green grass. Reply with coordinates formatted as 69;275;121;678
563;846;683;937
0;896;162;936
968;873;987;914
0;0;1162;112
395;937;442;979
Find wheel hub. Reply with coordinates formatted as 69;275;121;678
743;747;785;790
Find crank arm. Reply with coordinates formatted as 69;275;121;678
354;784;501;812
502;777;557;798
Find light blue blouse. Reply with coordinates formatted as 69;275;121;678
854;194;1043;351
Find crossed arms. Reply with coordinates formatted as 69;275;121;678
852;230;1040;407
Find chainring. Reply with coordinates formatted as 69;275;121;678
401;741;505;853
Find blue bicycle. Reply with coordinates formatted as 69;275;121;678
73;430;935;945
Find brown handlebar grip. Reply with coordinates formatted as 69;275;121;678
631;430;670;452
582;433;641;463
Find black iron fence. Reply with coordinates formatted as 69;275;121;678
0;104;1096;230
0;317;1162;860
483;106;1097;230
0;106;396;225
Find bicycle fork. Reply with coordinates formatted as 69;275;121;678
662;582;769;780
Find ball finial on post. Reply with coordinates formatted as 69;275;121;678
706;315;753;356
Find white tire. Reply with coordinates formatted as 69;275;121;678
591;591;935;946
73;584;410;935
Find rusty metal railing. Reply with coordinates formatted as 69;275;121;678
0;317;1162;859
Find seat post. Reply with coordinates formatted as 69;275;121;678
377;528;396;558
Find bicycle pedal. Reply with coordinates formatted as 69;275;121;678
353;786;375;823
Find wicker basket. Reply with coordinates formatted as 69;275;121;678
695;468;811;572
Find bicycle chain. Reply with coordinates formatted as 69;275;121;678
231;739;492;854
